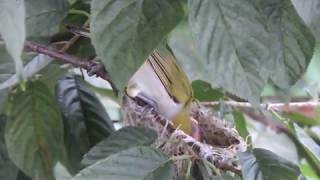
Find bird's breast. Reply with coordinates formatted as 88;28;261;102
126;61;183;120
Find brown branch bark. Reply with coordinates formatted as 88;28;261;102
24;41;119;95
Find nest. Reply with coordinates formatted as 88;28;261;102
122;95;247;178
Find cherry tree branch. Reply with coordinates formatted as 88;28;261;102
201;101;320;133
201;101;320;111
24;41;119;95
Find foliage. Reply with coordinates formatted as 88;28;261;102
0;0;319;180
56;74;115;173
82;126;157;166
240;148;301;180
5;81;65;180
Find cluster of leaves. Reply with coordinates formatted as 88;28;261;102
0;0;319;180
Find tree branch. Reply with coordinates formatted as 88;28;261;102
24;41;119;95
201;101;320;111
201;101;320;133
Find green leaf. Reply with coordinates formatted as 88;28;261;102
56;74;115;172
168;20;204;81
239;148;301;180
283;112;320;126
63;0;90;26
292;0;320;41
195;159;217;180
191;80;224;102
82;126;157;166
38;61;67;93
0;0;25;79
232;111;251;146
90;0;184;91
254;0;315;88
16;171;32;180
188;0;315;104
0;89;8;112
300;159;319;180
54;162;72;180
25;0;69;39
67;38;96;59
309;126;320;145
0;44;16;84
0;115;18;180
5;81;64;180
73;146;174;180
291;124;320;168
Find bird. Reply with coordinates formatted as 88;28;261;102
125;46;199;138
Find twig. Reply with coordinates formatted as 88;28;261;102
201;101;320;111
65;24;90;38
24;41;119;95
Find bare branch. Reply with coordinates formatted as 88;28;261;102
24;41;119;95
201;101;320;111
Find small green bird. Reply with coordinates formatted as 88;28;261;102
126;47;198;137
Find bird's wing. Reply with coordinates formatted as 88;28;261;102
147;48;192;105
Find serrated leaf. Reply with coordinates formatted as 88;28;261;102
73;146;174;180
5;81;64;180
37;61;67;93
56;74;115;172
82;126;157;166
25;0;69;39
291;0;320;40
254;0;315;88
54;162;72;180
191;80;224;102
292;124;320;168
90;0;184;91
283;112;320;126
188;0;315;104
239;148;301;180
168;20;204;81
0;115;18;180
0;89;8;112
232;111;251;146
16;171;32;180
0;0;25;79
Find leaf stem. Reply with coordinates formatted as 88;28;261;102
69;9;90;18
170;155;193;161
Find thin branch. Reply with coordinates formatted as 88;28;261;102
61;20;90;51
201;101;320;133
65;24;90;38
24;41;119;95
201;101;320;111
